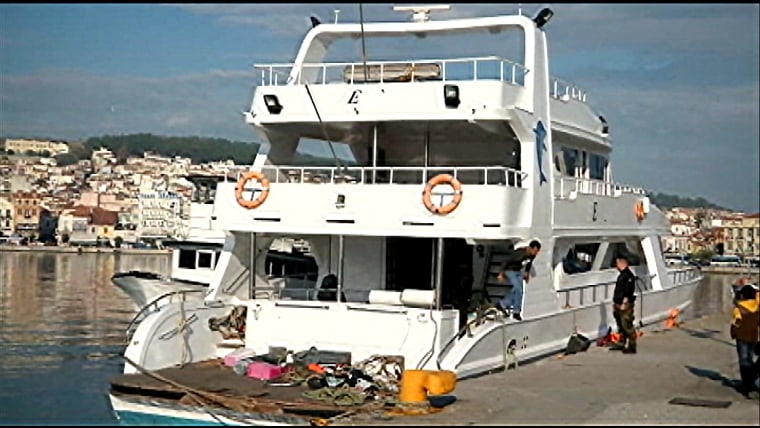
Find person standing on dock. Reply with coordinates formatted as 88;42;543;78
496;240;542;321
730;283;759;398
612;254;637;354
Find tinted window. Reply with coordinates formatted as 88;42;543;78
197;251;213;269
178;249;196;269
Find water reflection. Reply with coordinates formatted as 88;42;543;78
0;251;170;424
0;252;750;424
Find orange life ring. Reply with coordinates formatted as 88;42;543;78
634;200;646;222
235;171;270;209
422;174;463;215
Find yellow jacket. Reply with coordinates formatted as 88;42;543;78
731;298;759;343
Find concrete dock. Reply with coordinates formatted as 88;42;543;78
340;311;759;426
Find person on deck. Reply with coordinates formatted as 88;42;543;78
495;240;541;321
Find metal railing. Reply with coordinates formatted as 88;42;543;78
550;77;587;103
554;177;647;199
255;56;529;87
242;165;528;188
557;274;655;308
667;267;702;286
125;288;208;343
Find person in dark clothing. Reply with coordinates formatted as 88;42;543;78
612;254;637;353
730;282;759;398
495;240;542;321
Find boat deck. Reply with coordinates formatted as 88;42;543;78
109;359;393;422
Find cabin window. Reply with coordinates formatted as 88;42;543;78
562;242;600;274
601;240;644;268
214;250;222;268
561;148;579;177
197;251;214;269
178;249;196;269
590;154;607;180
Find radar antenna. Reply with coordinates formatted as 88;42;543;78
392;4;450;22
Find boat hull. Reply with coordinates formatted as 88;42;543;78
108;394;306;426
448;277;701;378
111;271;206;310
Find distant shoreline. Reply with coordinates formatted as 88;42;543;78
0;244;171;256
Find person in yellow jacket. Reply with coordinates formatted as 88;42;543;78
730;283;759;398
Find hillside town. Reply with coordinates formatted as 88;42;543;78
0;138;250;248
1;138;758;262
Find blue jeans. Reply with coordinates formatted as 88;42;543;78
498;270;524;314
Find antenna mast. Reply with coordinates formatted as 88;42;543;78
359;4;369;82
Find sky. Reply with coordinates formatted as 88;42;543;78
0;3;758;213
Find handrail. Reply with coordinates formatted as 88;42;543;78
254;55;530;87
245;165;528;187
557;273;656;308
550;77;587;103
125;288;208;342
555;176;648;199
254;55;588;104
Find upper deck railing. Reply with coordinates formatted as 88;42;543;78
254;55;588;104
255;56;529;87
554;176;647;199
241;165;528;187
550;77;587;103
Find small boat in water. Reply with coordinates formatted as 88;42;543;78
112;237;318;311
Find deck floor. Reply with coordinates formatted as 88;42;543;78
109;359;383;420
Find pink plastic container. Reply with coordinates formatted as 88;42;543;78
246;361;286;380
224;348;256;367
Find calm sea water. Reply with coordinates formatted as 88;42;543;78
0;251;744;425
0;251;170;425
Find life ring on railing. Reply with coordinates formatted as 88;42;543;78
235;171;270;209
634;200;646;222
422;174;463;215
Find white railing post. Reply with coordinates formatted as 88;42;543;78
473;59;478;81
500;60;504;81
442;60;446;82
511;64;516;85
380;63;384;83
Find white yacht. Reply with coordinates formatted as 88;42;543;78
109;6;702;425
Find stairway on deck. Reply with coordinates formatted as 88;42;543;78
473;245;515;307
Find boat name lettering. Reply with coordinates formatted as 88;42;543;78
347;89;362;105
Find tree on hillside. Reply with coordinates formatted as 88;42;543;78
54;153;79;167
693;210;706;228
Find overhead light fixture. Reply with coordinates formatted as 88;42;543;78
335;194;345;209
533;8;554;29
263;95;283;114
443;84;460;108
599;115;609;134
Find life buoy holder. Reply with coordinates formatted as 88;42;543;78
634;200;646;222
235;171;270;209
422;174;463;215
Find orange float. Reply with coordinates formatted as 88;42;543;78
422;174;463;215
634;200;646;222
235;171;270;209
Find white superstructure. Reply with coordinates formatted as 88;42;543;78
112;7;701;423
